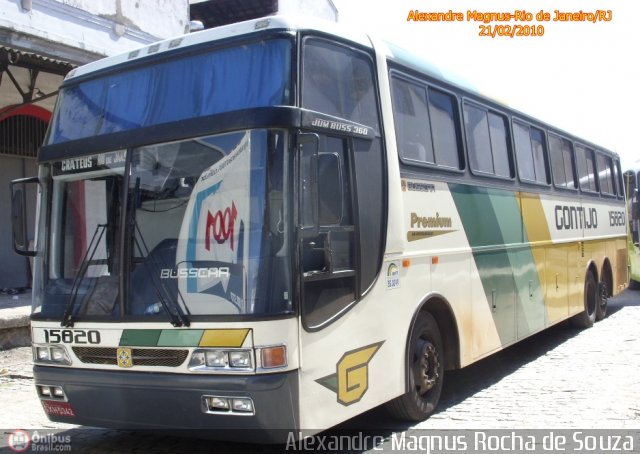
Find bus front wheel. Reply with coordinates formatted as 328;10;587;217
571;271;598;329
386;312;444;421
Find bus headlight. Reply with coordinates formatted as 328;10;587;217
33;345;71;365
36;346;50;361
205;350;227;368
189;349;253;372
229;350;252;368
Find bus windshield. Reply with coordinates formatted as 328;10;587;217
34;129;292;321
46;38;292;144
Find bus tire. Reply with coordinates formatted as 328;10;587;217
571;272;598;329
630;279;640;290
386;312;444;421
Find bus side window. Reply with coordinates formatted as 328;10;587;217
513;120;549;185
549;134;577;190
596;153;615;196
613;159;624;198
576;145;598;192
390;75;462;170
302;38;379;130
462;102;511;178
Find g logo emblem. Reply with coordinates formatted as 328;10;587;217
316;341;384;406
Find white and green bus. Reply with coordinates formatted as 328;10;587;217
625;165;640;288
12;15;628;442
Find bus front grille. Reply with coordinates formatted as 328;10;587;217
72;347;189;367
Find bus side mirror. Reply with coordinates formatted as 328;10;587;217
11;177;39;257
297;133;319;236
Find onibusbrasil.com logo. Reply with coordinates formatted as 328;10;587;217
7;430;71;452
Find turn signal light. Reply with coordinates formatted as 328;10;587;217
260;345;287;369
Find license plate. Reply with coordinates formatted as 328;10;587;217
41;400;76;418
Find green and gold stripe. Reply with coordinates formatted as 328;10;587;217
119;329;250;348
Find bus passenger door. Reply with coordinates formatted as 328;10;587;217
296;133;358;330
294;131;389;430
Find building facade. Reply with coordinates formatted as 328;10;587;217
0;0;189;289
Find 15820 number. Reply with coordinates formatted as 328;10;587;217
44;329;101;344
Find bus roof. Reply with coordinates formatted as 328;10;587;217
64;14;373;82
62;13;618;159
382;41;479;95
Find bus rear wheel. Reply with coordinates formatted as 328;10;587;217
571;271;598;328
386;312;444;421
596;277;609;321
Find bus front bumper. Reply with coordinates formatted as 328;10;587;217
33;365;299;443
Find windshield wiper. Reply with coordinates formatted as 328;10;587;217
133;221;190;327
128;176;190;327
61;224;107;327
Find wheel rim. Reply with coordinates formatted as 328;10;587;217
600;282;608;307
413;337;440;396
586;279;597;316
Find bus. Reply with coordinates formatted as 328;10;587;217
11;15;628;442
625;166;640;288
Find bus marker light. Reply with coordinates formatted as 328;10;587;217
52;387;65;398
260;346;287;369
231;398;254;413
432;256;439;265
37;385;52;397
254;19;270;30
402;259;411;268
209;397;230;410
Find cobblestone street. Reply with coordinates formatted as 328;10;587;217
1;289;639;452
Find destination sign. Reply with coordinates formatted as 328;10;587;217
53;150;127;175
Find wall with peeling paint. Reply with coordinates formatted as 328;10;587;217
54;0;190;40
0;0;190;63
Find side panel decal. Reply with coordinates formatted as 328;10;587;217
316;341;384;406
119;329;250;348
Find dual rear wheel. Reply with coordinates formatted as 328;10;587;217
571;270;609;328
